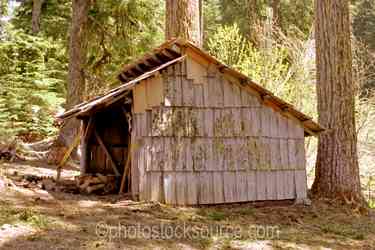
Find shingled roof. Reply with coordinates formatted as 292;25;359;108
58;38;324;136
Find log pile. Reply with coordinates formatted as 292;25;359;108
75;174;117;194
42;178;80;193
8;171;118;195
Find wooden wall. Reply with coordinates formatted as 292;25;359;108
131;57;307;205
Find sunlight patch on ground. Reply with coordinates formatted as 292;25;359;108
0;223;35;247
77;200;102;209
1;162;79;179
231;240;274;250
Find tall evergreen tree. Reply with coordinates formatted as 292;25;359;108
56;0;90;151
312;0;364;205
165;0;203;46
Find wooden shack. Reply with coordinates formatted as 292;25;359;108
58;38;324;205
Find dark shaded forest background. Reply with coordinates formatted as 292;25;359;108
0;0;374;202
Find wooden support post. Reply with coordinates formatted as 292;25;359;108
119;107;132;194
94;130;121;176
119;138;132;194
80;117;95;175
80;119;88;175
56;133;81;182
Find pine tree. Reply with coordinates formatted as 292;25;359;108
55;0;90;151
312;0;365;205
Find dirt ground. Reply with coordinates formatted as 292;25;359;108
1;160;375;250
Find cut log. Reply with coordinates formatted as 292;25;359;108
79;178;92;190
97;173;108;183
104;182;116;194
75;174;117;194
87;184;105;194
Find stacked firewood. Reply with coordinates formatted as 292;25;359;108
75;174;117;194
41;178;79;193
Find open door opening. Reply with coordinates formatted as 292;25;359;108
79;95;133;195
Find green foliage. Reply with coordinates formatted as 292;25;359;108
0;201;49;228
0;26;66;139
207;24;250;68
207;24;316;117
352;0;375;91
12;0;71;41
203;0;221;44
279;0;313;37
19;208;50;228
353;0;375;51
1;0;165;139
203;0;314;43
206;211;227;221
11;0;165;96
85;0;164;95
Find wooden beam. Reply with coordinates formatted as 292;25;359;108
56;133;81;182
124;72;134;78
134;65;145;74
160;49;176;59
138;63;150;72
80;119;88;175
185;47;211;67
80;117;95;175
166;48;181;56
143;59;155;68
94;130;121;176
83;117;95;139
118;73;129;82
79;91;129;117
119;138;132;194
130;68;142;76
151;54;163;64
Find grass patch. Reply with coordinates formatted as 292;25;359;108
0;201;22;225
235;206;255;216
205;210;227;221
193;236;212;249
319;223;365;240
18;208;50;228
0;202;49;229
368;200;375;209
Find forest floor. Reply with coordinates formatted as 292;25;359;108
1;160;375;250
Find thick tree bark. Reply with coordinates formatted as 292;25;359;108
312;0;364;203
31;0;44;34
165;0;203;47
271;0;281;27
247;0;260;46
55;0;90;154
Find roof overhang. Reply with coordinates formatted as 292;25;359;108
57;56;186;119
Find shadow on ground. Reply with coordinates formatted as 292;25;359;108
1;160;375;250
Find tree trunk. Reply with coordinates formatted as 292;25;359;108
165;0;203;47
312;0;364;204
247;0;260;46
54;0;90;159
31;0;44;34
271;0;281;28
